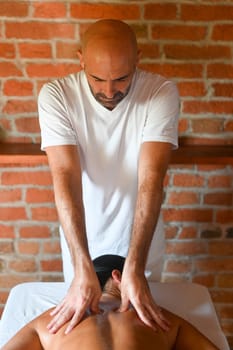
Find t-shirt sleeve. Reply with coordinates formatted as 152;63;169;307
38;82;77;150
142;81;180;149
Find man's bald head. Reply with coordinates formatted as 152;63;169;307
78;19;140;110
81;19;138;60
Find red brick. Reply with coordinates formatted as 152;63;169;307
225;121;233;132
164;44;231;60
183;101;233;114
139;63;203;79
152;25;206;41
192;274;215;288
144;3;177;20
70;3;140;20
6;22;75;40
178;119;189;133
0;1;28;17
19;43;52;59
2;171;52;186
195;258;233;273
40;259;62;272
0;241;14;254
33;2;66;18
216;209;233;224
139;43;160;59
164;225;178;239
0;225;14;239
0;63;22;77
173;174;205;187
0;43;15;59
15;117;40;133
9;259;37;273
163;208;213;223
162;275;188;283
0;207;27;221
219;306;233;319
166;241;207;255
3;80;33;96
0;188;22;203
0;275;35;289
42;241;61;254
165;259;192;273
177;82;206;97
210;290;233;304
3;100;37;114
207;64;233;79
212;83;233;98
178;227;198;239
26;63;80;78
209;242;233;256
19;226;51;238
204;192;233;206
167;191;199;205
181;4;233;21
56;42;79;59
131;24;148;40
217;274;233;288
212;24;233;41
208;175;232;189
26;188;54;203
17;241;40;255
191;119;224;134
31;207;58;222
0;291;8;305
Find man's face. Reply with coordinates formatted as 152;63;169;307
79;47;137;110
86;72;134;110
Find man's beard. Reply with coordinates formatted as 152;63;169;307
89;85;131;110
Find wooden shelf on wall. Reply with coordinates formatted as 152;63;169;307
0;143;233;165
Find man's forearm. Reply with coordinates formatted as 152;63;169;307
54;174;92;272
126;173;164;272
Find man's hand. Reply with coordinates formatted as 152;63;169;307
47;270;101;334
119;269;170;331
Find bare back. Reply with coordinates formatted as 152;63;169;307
37;308;178;350
2;303;219;350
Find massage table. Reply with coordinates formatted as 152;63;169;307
0;281;229;349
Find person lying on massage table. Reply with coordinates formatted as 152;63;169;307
1;255;219;350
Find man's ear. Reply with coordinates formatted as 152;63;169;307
111;269;122;283
77;49;85;69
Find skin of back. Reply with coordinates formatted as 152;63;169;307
2;306;219;350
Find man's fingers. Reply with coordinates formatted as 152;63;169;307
47;307;71;333
118;297;130;312
133;300;170;332
146;304;170;331
65;309;86;334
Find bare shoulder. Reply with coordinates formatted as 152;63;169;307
171;311;220;350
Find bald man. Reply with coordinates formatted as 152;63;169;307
1;255;219;350
37;19;179;334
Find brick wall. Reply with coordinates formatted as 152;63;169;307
0;0;232;347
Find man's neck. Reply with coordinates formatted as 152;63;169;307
99;293;121;312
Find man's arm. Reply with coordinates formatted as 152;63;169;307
45;145;101;334
120;141;172;331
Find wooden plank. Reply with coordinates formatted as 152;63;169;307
0;143;233;165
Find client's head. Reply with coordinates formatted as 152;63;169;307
93;254;125;295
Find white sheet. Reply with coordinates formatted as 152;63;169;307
0;282;229;350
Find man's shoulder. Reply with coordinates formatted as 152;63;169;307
43;71;82;91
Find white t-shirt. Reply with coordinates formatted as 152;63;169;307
38;68;179;281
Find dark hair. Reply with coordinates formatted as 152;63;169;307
93;254;125;289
